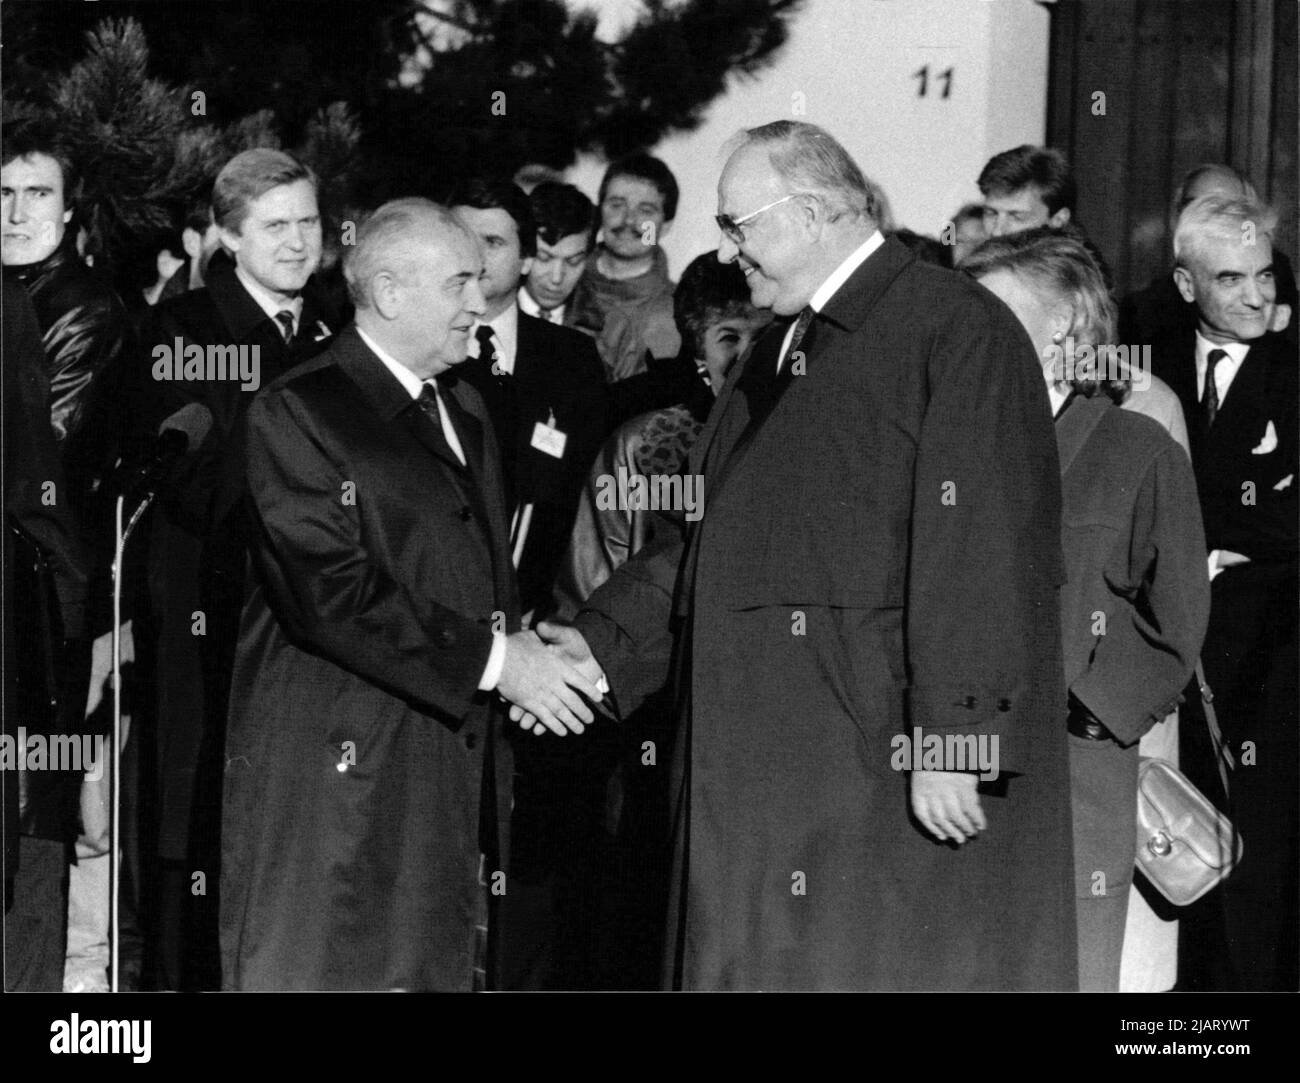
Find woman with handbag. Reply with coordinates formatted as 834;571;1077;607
964;228;1211;991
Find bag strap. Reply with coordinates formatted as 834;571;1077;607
1195;658;1235;798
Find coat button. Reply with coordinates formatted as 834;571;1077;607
464;732;478;750
963;696;977;709
996;698;1011;712
437;629;455;648
459;506;473;522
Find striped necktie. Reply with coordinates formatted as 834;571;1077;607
274;310;295;344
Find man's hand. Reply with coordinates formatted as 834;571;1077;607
911;770;986;844
508;622;606;736
496;630;603;737
536;621;602;683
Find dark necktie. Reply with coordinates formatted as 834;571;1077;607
475;325;519;475
779;306;815;373
275;310;295;345
416;381;466;469
1203;348;1227;427
477;325;502;377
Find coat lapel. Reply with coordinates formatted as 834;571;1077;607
1054;394;1110;476
333;326;477;482
444;377;516;602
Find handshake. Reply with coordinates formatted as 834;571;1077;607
496;621;608;737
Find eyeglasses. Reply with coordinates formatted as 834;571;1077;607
715;194;798;245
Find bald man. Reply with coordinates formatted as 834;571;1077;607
534;122;1075;990
219;199;600;991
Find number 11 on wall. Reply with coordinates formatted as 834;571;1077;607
914;65;954;98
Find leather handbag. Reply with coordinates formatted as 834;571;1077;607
1135;661;1243;906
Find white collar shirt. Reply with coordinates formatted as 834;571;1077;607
776;230;885;371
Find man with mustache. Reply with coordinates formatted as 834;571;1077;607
568;154;682;382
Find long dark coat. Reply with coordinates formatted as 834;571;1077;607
137;260;338;861
576;237;1078;990
3;278;89;870
220;328;519;991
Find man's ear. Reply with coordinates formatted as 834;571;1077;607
1173;266;1196;304
1048;207;1072;229
520;255;534;279
371;272;402;320
218;223;242;258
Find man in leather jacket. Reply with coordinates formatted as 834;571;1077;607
3;120;128;990
2;278;92;989
2;120;130;522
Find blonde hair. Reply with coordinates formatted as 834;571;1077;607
963;226;1124;400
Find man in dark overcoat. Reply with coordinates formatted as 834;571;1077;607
135;149;339;987
531;121;1077;990
220;199;601;991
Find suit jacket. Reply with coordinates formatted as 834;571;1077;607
1149;326;1298;564
136;260;337;860
220;326;520;991
458;312;609;616
575;237;1077;990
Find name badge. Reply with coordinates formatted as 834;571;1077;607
531;410;567;459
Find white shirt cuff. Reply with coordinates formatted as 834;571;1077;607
478;631;507;691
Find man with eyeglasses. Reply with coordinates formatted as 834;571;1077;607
530;120;1076;990
568;154;682;382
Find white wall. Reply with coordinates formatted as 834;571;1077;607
566;0;1050;276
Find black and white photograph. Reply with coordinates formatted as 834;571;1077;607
1;0;1296;1057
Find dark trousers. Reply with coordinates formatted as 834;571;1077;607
3;835;70;991
499;704;673;991
1179;562;1299;990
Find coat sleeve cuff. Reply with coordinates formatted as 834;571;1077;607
906;683;1014;734
906;683;1026;775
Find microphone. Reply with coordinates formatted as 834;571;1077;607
115;402;214;498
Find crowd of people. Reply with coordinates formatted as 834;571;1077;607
2;114;1295;992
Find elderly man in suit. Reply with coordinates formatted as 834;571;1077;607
519;121;1077;990
1150;195;1298;991
220;199;601;991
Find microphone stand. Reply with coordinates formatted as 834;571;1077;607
109;490;154;993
